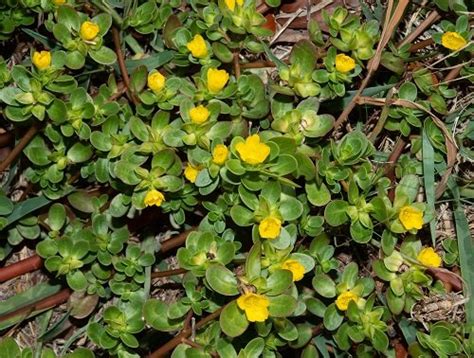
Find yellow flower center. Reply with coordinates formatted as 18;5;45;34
398;205;423;230
441;32;467;51
54;0;66;4
335;54;356;73
144;189;165;207
80;21;100;41
147;71;166;92
207;68;229;93
281;259;305;281
187;34;208;59
335;290;359;311
212;144;229;165
417;247;442;268
184;164;200;183
189;105;210;124
32;51;52;70
258;216;281;239
235;134;270;165
236;292;270;322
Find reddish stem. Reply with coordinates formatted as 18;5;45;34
0;255;43;283
0;124;40;173
160;228;195;253
151;268;187;278
148;306;225;358
0;288;71;323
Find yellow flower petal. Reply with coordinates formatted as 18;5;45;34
212;144;229;165
259;216;281;239
335;54;356;73
187;34;208;59
184;164;200;183
207;68;229;93
281;259;305;281
189;105;210;124
417;247;442;268
441;32;467;51
54;0;66;5
335;290;359;311
235;134;270;165
80;21;100;41
237;293;270;322
144;189;165;207
399;205;423;230
32;51;51;70
147;71;166;92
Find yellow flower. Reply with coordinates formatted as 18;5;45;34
235;134;270;165
335;54;356;73
80;21;100;41
259;216;281;239
335;290;359;311
147;71;166;92
32;51;51;70
237;293;270;322
54;0;66;5
212;144;229;165
207;68;229;93
417;247;442;268
225;0;244;11
281;259;305;281
184;164;200;183
144;189;165;207
189;105;210;124
399;205;423;230
441;32;467;51
187;34;208;59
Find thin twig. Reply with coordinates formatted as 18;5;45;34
111;27;139;105
148;305;225;358
151;268;187;279
398;10;441;48
0;123;40;173
333;0;410;130
160;228;195;253
233;51;241;79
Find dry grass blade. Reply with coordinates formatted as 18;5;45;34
333;0;411;130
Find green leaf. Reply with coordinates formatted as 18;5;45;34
398;82;417;101
306;182;331;206
89;47;117;65
0;337;20;358
67;142;93;163
220;301;248;337
0;196;14;216
323;303;343;331
48;203;66;231
324;200;349;226
143;299;183;332
312;274;336;298
268;295;297;317
0;283;62;330
245;243;261;281
266;269;293;296
205;264;239;296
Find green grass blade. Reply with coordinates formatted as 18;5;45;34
422;128;436;246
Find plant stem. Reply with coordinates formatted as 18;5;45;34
151;268;187;278
111;27;139;105
148;305;225;358
0;255;43;283
0;123;40;173
160;228;195;253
